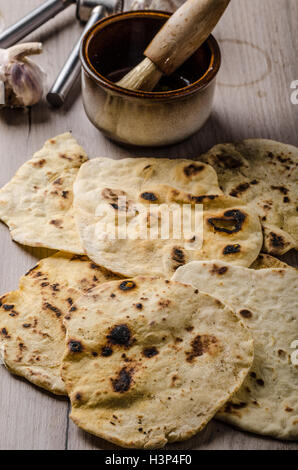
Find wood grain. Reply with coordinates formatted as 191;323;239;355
0;0;297;450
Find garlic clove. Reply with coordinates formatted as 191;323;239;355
0;42;45;108
8;58;44;107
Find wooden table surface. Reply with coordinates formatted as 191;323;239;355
0;0;297;450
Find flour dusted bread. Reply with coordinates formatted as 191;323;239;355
200;139;298;255
173;261;298;440
61;277;253;448
0;252;120;394
0;133;87;254
74;157;263;276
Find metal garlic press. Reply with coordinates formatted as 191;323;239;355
0;0;124;107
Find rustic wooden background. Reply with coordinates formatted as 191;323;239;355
0;0;297;450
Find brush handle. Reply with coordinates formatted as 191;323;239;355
145;0;230;75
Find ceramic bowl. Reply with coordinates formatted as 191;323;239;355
80;10;221;147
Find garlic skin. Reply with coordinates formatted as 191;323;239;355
0;42;45;108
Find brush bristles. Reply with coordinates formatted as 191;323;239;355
116;57;163;92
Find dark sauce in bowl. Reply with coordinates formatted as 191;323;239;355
87;15;211;93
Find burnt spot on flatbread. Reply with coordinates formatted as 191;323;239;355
208;209;246;234
2;304;14;311
239;309;253;319
285;406;293;412
223;401;247;414
185;326;194;332
143;347;158;358
172;247;185;265
271;185;289;195
215;154;243;169
158;299;171;308
9;311;18;317
135;303;143;310
210;264;228;275
175;337;183;343
223;244;241;255
229;182;250;197
188;194;218;203
186;335;219;362
256;378;265;386
119;280;136;291
33;159;46;168
111;367;134;393
53;177;63;185
59;153;72;161
22;323;31;328
107;324;131;347
92;351;98;357
43;302;62;318
140;192;158;202
70;306;77;312
269;232;285;250
50;219;63;228
102;188;126;202
67;298;73;306
75;393;82;401
89;263;99;270
41;282;49;287
51;283;60;292
68;340;83;353
1;327;10;338
283;196;290;203
101;346;113;357
33;271;43;278
62;191;69;199
183;163;205;177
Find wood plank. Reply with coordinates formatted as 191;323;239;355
0;0;297;450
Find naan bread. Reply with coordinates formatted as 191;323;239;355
74;157;263;276
0;133;87;254
200;139;298;255
0;252;120;394
61;277;253;449
173;261;298;440
251;253;291;270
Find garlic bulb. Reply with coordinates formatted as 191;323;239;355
0;42;45;108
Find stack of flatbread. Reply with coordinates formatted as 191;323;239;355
0;133;297;448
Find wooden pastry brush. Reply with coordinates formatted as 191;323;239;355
117;0;230;91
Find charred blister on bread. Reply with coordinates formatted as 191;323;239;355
183;163;205;177
208;209;246;234
140;192;158;202
186;334;219;362
223;244;241;255
119;280;136;291
210;264;228;275
107;324;132;347
111;367;134;393
68;340;83;353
